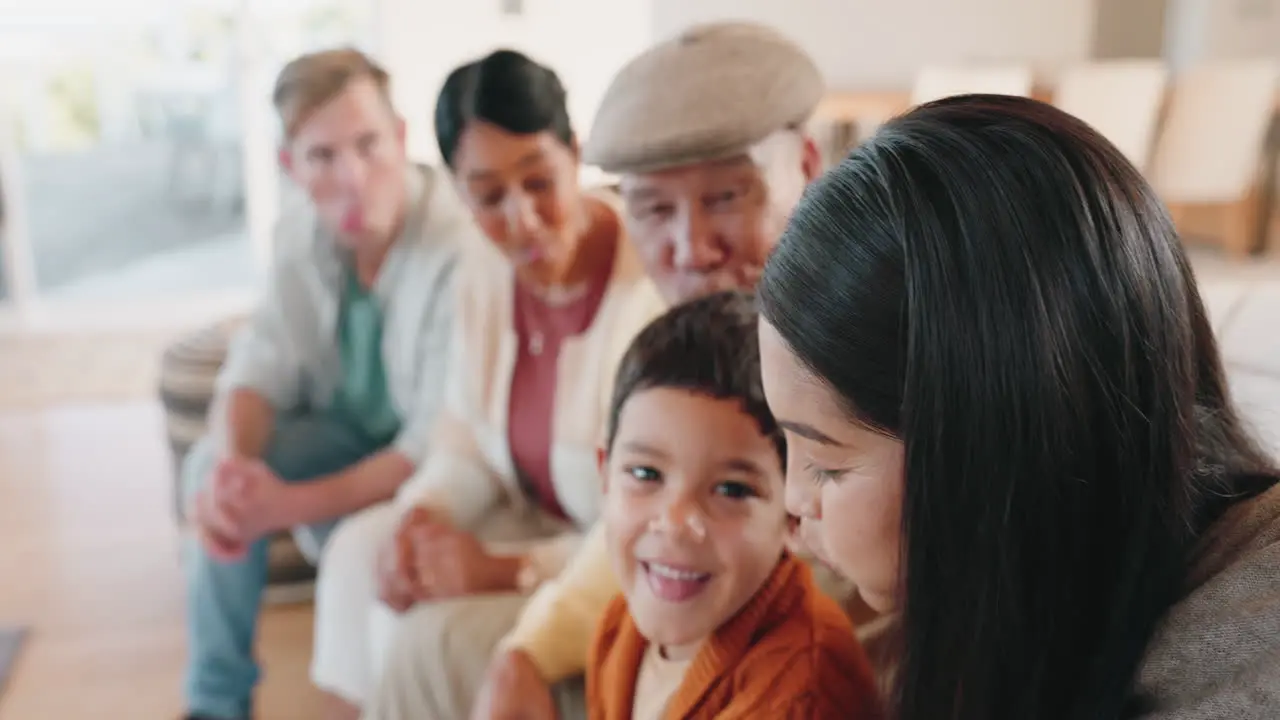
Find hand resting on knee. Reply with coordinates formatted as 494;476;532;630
376;506;528;608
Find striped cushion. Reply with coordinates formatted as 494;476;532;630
159;317;246;520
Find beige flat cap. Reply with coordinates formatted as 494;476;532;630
584;21;824;174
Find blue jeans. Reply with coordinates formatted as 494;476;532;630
181;414;381;719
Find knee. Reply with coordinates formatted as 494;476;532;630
181;531;212;580
373;596;506;681
370;597;521;716
261;416;374;481
316;504;398;608
178;436;218;511
320;504;397;573
261;433;316;482
375;602;456;681
311;506;401;703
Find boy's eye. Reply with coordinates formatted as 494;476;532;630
626;465;661;482
714;481;756;500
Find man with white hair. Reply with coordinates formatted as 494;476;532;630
363;21;838;720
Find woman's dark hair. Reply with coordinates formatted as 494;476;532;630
605;290;784;465
434;49;574;169
758;94;1277;720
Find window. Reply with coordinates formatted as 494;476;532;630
0;0;376;312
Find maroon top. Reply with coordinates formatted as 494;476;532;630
508;249;615;521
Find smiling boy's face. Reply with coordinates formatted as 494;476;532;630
601;386;788;659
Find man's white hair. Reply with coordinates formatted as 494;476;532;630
750;129;811;204
748;127;812;234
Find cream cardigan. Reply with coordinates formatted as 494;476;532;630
395;196;666;582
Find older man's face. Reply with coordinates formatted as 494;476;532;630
620;155;799;304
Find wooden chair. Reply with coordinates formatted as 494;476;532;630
809;91;913;163
1053;59;1168;172
810;66;1037;156
1149;60;1279;258
1264;119;1280;254
807;115;861;168
911;64;1035;105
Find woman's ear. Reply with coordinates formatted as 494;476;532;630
597;446;610;493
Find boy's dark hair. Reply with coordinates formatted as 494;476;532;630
605;290;784;464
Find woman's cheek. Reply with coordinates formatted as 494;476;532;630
825;477;904;611
818;483;872;575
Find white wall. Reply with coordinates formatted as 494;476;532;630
1092;0;1169;60
376;0;652;162
373;0;1280;153
1166;0;1211;70
1200;0;1280;60
650;0;1098;90
1166;0;1280;70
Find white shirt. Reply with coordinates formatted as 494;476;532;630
632;643;694;720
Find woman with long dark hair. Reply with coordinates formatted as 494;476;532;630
758;94;1280;719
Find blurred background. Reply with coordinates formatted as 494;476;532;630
0;0;652;316
0;0;1275;315
0;0;372;305
0;1;1276;718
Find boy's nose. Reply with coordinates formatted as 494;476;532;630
648;501;707;542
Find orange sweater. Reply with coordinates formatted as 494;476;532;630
587;552;883;719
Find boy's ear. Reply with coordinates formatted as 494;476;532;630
597;446;610;493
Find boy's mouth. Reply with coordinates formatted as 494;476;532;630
641;561;712;602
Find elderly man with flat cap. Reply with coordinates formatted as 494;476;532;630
361;21;845;720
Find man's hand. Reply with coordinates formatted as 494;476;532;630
192;482;250;561
192;456;294;559
472;649;558;720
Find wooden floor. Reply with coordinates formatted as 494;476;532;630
0;402;322;720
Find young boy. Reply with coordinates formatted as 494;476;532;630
587;291;882;719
